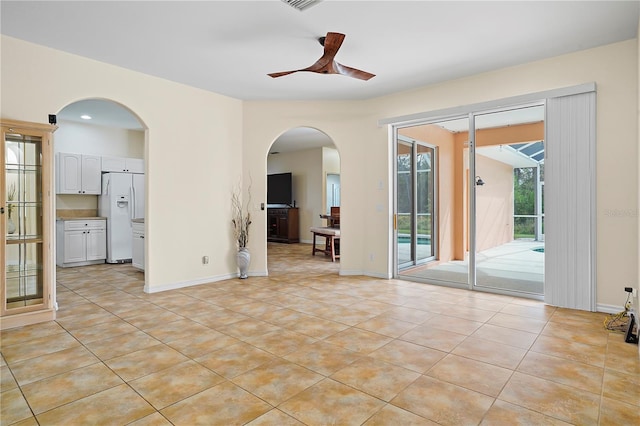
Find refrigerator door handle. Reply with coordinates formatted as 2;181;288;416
129;186;134;221
103;175;110;195
132;185;136;219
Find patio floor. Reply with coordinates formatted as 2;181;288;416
398;240;544;296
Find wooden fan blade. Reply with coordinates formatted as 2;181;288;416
268;70;299;78
267;32;375;80
322;32;345;60
304;32;346;73
334;62;376;80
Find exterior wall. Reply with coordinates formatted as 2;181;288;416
474;154;514;252
1;35;244;292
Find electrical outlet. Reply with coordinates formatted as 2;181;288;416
633;288;638;298
202;256;209;265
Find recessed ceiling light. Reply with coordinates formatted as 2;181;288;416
80;114;92;120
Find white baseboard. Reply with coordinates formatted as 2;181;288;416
597;303;625;314
144;269;271;293
144;273;236;293
339;270;391;279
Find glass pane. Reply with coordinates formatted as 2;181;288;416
416;144;435;262
5;242;43;308
396;117;468;287
474;105;545;295
20;204;43;238
5;130;45;310
514;168;536;215
396;141;413;267
22;135;42;166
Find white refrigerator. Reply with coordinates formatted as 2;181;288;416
99;172;145;263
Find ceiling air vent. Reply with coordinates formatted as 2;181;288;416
281;0;323;12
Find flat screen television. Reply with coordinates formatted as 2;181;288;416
267;172;293;206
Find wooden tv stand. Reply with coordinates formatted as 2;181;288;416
267;207;299;243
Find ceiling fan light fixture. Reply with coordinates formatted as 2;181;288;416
281;0;323;12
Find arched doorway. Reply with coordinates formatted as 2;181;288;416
54;98;147;293
265;127;341;274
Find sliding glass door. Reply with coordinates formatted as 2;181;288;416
393;105;546;297
396;138;437;268
473;105;545;295
395;118;470;287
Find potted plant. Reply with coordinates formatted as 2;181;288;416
231;181;252;278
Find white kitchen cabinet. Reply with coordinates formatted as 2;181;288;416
102;156;144;174
56;152;102;194
132;221;144;271
56;219;106;267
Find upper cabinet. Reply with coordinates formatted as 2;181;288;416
102;156;144;174
56;153;101;195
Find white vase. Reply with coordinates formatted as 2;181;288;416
7;217;16;235
237;247;250;279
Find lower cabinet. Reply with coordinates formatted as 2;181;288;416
267;208;299;243
132;221;144;271
56;219;106;267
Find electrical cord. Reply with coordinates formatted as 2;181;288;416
604;293;632;333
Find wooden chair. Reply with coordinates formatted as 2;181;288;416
330;206;340;228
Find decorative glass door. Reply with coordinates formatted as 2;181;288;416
2;119;53;321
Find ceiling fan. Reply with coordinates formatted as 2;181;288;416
268;32;375;81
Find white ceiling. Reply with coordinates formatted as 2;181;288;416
1;1;638;102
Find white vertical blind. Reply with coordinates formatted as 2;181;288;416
545;91;596;311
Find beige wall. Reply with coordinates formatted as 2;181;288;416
245;39;638;307
1;35;244;292
2;34;638;309
267;147;323;244
243;101;384;276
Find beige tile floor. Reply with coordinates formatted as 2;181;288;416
1;243;639;425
